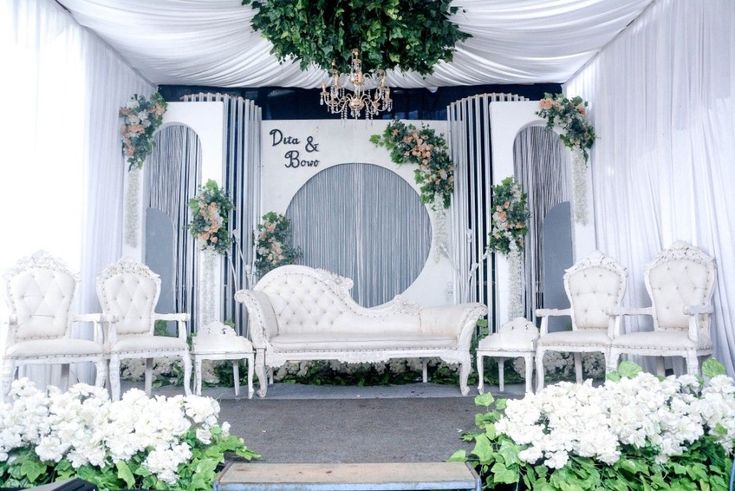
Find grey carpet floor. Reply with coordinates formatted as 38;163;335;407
219;396;478;463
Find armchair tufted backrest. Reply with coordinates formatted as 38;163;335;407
564;251;627;330
97;258;161;336
3;251;77;341
255;265;421;335
645;241;716;331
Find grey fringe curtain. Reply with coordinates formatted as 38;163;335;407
513;126;572;320
285;163;431;308
146;125;201;330
181;93;262;335
447;93;529;326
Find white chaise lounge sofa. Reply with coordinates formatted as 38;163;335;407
235;265;487;396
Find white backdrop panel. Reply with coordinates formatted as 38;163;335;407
261;120;454;307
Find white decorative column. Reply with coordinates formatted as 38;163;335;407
122;101;227;328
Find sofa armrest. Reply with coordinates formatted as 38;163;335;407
419;303;487;350
235;289;278;349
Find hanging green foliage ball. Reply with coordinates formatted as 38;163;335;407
242;0;471;74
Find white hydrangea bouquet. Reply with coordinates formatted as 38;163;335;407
452;359;734;490
0;379;258;489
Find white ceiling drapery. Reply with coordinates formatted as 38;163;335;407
57;0;653;88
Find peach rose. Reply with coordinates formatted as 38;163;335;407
539;99;553;109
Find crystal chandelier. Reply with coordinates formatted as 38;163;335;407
320;49;393;119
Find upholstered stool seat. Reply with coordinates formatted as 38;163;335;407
192;322;254;399
477;318;538;394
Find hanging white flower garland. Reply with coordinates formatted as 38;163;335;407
536;93;596;225
124;168;141;247
119;92;167;248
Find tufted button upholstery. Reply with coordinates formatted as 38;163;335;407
259;273;421;335
648;259;710;330
7;267;76;340
566;266;623;329
98;267;160;335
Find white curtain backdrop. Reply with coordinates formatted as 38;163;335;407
0;0;152;384
57;0;652;87
565;0;735;374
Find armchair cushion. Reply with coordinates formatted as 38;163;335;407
537;329;610;348
611;331;710;350
269;332;455;351
7;338;103;358
110;335;186;353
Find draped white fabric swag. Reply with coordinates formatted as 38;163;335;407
0;0;153;384
565;0;735;374
56;0;652;87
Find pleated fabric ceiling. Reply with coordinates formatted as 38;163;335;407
57;0;654;87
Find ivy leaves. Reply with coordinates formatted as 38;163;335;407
242;0;470;74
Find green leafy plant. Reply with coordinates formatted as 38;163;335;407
488;177;529;255
452;360;734;490
536;93;596;162
188;179;234;255
119;92;167;171
255;211;301;277
371;120;454;209
242;0;470;74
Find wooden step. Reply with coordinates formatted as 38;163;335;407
214;462;480;491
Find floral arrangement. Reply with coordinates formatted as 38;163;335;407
488;177;529;318
488;177;529;255
188;180;234;255
0;379;258;489
452;359;734;490
370;120;454;209
512;351;606;382
536;93;596;162
255;211;300;277
119;92;167;171
242;0;469;74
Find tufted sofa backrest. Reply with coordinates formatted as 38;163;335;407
645;242;716;331
255;266;420;334
564;252;627;330
4;252;76;340
97;258;160;336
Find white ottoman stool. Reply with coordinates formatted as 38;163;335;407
192;322;254;398
477;317;538;394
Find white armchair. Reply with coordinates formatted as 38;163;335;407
535;251;627;390
96;258;191;400
1;251;107;399
608;241;716;375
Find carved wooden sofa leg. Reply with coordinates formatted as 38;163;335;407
255;349;268;398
